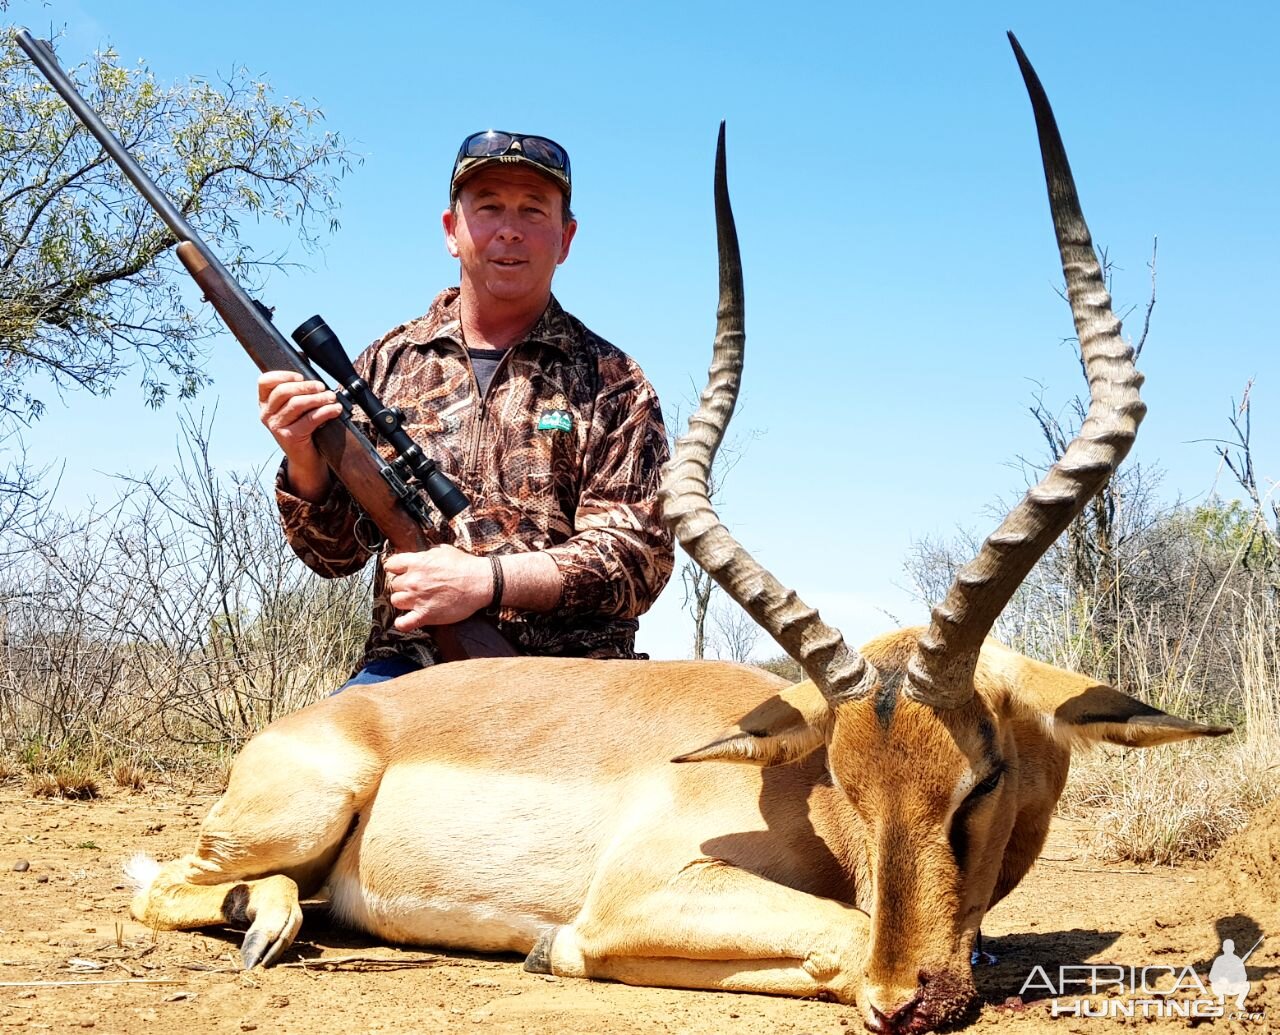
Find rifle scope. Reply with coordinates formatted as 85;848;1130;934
292;316;469;521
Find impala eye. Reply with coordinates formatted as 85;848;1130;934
970;767;1004;799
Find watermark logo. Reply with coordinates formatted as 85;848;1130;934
1019;933;1264;1021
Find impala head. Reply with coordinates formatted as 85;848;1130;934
831;631;1224;1032
661;34;1230;1034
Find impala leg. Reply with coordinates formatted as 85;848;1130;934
133;858;306;968
526;858;870;1002
131;718;375;968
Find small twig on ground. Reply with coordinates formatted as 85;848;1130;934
85;941;156;961
0;977;182;987
281;952;449;971
177;951;452;975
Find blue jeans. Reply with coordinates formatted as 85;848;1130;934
331;655;422;695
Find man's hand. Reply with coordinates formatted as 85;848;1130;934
385;546;494;631
258;370;343;501
384;547;564;631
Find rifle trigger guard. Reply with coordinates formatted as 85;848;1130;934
354;511;385;552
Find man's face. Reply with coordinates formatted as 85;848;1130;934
443;167;577;310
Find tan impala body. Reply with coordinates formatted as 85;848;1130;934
131;35;1229;1035
131;633;1224;1031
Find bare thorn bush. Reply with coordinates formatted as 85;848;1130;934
0;414;370;769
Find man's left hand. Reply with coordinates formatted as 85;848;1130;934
384;546;493;632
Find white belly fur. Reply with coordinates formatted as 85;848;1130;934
325;762;618;952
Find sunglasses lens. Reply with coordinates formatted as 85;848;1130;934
454;132;570;194
463;131;514;158
519;137;567;171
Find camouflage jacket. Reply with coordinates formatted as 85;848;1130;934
275;288;674;669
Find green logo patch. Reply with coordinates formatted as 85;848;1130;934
537;409;573;433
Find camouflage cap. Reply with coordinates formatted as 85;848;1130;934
450;131;571;204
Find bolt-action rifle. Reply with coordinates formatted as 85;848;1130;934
16;28;516;662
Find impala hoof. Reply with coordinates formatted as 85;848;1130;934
236;875;303;969
241;930;272;969
240;915;300;969
523;928;556;974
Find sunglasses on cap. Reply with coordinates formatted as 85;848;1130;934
451;130;572;200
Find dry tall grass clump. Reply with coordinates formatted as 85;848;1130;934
971;586;1279;864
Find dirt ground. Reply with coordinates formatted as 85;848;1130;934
1;781;1275;1034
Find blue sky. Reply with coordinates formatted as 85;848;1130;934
7;0;1279;660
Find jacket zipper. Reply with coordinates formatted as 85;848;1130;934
463;343;518;483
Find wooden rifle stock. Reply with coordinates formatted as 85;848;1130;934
176;247;517;662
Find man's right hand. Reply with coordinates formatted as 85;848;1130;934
258;370;343;502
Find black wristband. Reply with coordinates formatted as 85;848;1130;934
487;555;505;614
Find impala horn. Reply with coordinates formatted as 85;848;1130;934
906;33;1147;709
659;123;878;706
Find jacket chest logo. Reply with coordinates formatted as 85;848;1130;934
537;408;573;433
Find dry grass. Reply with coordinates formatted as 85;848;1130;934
19;738;111;800
1060;597;1280;864
27;762;100;800
112;757;147;792
1061;740;1272;864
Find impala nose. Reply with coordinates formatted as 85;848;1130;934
861;968;925;1032
861;969;975;1033
863;993;924;1034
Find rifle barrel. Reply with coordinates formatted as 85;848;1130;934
15;29;197;245
13;28;296;362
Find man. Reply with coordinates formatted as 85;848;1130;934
258;130;673;686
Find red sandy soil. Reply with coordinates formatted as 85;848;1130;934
1;783;1275;1034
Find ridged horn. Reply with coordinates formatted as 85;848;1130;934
660;123;878;705
906;33;1147;708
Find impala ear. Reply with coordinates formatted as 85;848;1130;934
984;640;1234;748
672;681;833;766
1048;682;1233;748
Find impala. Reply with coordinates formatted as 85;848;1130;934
129;34;1228;1034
